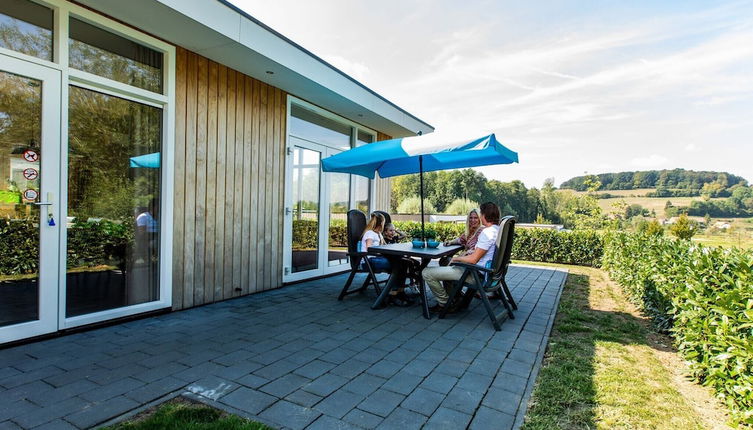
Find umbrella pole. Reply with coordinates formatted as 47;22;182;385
419;155;425;240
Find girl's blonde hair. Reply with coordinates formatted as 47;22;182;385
465;208;481;238
363;212;385;238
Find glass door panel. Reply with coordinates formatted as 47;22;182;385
291;146;321;273
328;169;349;267
0;57;60;343
66;86;161;317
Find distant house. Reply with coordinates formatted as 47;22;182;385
713;221;732;229
1;0;433;344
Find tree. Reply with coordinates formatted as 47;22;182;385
669;214;697;239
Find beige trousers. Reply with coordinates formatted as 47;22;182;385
422;266;466;305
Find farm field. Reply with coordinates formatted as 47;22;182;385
560;189;725;216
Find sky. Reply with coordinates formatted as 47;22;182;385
232;0;753;188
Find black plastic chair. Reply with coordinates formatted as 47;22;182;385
374;210;391;226
338;209;388;300
440;216;518;330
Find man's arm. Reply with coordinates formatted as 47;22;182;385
452;247;487;265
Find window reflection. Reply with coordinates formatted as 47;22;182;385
0;0;53;61
291;147;321;273
67;86;162;317
354;131;374;213
290;104;351;150
69;17;163;93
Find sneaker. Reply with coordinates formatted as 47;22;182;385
428;303;445;313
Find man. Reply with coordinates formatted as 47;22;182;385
423;202;501;313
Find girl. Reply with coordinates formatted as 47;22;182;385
360;213;414;306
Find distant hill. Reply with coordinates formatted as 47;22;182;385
560;169;748;197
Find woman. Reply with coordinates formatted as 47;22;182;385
360;213;414;306
440;208;482;265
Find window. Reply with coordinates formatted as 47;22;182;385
0;0;53;61
354;131;374;213
69;17;163;93
290;104;350;149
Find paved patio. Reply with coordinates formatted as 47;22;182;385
0;265;566;430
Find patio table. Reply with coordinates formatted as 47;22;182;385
368;242;463;319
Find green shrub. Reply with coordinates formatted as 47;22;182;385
512;228;604;267
445;198;478;215
603;232;753;425
396;196;436;214
0;218;131;276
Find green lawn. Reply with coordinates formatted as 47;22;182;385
106;398;274;430
519;263;730;429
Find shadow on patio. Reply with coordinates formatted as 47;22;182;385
0;265;566;430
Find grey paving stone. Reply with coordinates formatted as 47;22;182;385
364;360;403;379
237;373;270;389
401;387;445;416
4;380;54;403
424;406;472;429
447;347;479;363
25;379;97;406
380;371;423;396
482;387;524;415
29;419;78;430
260;373;311;398
330;360;371;379
80;377;145;402
306;414;361;430
287;348;326;365
11;396;88;429
1;366;63;389
456;371;494;394
375;407;427;430
259;400;321;430
401;360;435;377
441;386;484;415
294;360;336;380
434;359;469;378
314;389;365;419
318;347;358;365
342;373;386;397
285;389;323;408
65;396;139;429
384;348;419;364
492;371;529;395
357;389;405;418
499;358;534;378
125;376;186;403
302;373;349;397
470;406;515;430
342;408;383;429
420;372;458;395
0;399;37;423
219;387;276;415
0;421;22;430
254;358;300;380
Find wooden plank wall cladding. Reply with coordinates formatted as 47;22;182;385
373;132;393;211
173;48;286;310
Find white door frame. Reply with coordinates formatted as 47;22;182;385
0;55;62;344
282;138;353;283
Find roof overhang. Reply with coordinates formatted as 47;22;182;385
74;0;434;138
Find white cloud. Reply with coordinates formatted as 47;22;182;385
685;144;700;152
631;154;669;168
322;55;371;83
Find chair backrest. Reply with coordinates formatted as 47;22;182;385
346;209;367;269
490;216;516;280
374;210;391;226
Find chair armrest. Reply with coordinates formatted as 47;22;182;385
450;261;492;273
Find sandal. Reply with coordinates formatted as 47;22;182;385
390;291;415;307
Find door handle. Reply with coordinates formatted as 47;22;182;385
285;207;292;215
32;202;52;206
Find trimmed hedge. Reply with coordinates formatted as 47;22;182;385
294;219;605;267
603;232;753;425
0;218;131;276
512;229;603;267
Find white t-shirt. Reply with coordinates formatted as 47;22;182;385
136;212;158;233
360;230;382;252
475;224;499;268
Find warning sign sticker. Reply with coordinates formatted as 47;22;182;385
23;149;39;163
23;168;39;181
23;189;39;201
